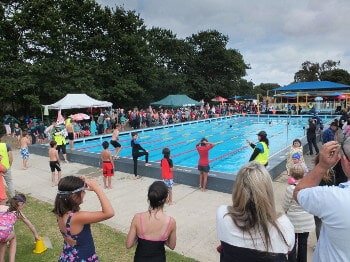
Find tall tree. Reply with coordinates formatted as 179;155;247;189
185;30;248;100
294;61;320;82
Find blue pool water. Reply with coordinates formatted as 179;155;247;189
73;115;334;174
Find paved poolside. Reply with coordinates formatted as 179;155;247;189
11;150;316;261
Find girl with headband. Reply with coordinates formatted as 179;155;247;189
53;176;114;261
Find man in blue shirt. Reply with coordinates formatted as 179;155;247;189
294;140;350;261
322;122;337;144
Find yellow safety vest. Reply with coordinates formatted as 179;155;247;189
54;133;66;146
0;143;10;169
254;142;269;165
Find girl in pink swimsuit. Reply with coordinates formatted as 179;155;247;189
0;194;40;262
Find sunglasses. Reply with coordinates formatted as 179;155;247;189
341;142;350;162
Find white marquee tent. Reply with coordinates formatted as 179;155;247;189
45;94;112;110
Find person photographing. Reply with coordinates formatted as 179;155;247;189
247;131;269;167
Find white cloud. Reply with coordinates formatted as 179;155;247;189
97;0;350;86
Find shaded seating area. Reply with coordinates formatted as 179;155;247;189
271;81;350;114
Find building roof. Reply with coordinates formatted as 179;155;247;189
273;81;350;92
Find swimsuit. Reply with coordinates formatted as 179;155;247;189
59;212;99;261
0;211;16;242
102;161;114;177
110;140;121;148
134;214;172;262
20;147;29;160
49;161;61;172
67;132;74;141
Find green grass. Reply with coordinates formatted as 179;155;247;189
12;196;196;262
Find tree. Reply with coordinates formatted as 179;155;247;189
320;69;350;85
185;30;248;100
294;61;320;82
294;59;350;85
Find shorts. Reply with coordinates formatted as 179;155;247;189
198;165;210;173
68;132;74;141
110;140;121;148
20;148;29;160
163;179;174;189
49;161;61;172
56;145;66;154
102;161;114;177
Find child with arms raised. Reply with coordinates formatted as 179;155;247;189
53;176;114;261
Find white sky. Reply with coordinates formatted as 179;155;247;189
97;0;350;86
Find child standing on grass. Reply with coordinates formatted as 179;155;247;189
160;148;174;205
49;141;61;186
126;181;176;261
53;176;114;262
19;131;31;170
0;194;40;262
101;141;114;189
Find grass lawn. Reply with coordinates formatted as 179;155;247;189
11;196;197;262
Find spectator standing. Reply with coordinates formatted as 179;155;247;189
322;122;337;144
126;181;177;261
53;176;114;261
0;138;14;197
294;140;350;261
306;118;319;155
283;165;314;262
216;162;294;261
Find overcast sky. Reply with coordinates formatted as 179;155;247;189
97;0;350;86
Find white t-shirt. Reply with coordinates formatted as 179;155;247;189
298;181;350;262
216;205;295;254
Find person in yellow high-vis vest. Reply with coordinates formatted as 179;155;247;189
247;131;269;167
0;139;14;197
53;128;69;163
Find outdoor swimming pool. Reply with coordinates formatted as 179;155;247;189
73;115;334;174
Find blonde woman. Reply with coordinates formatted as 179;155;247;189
216;162;295;261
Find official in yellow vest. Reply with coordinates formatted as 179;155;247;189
0;141;14;196
53;129;69;163
247;131;269;166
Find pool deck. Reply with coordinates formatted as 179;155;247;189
11;149;316;261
